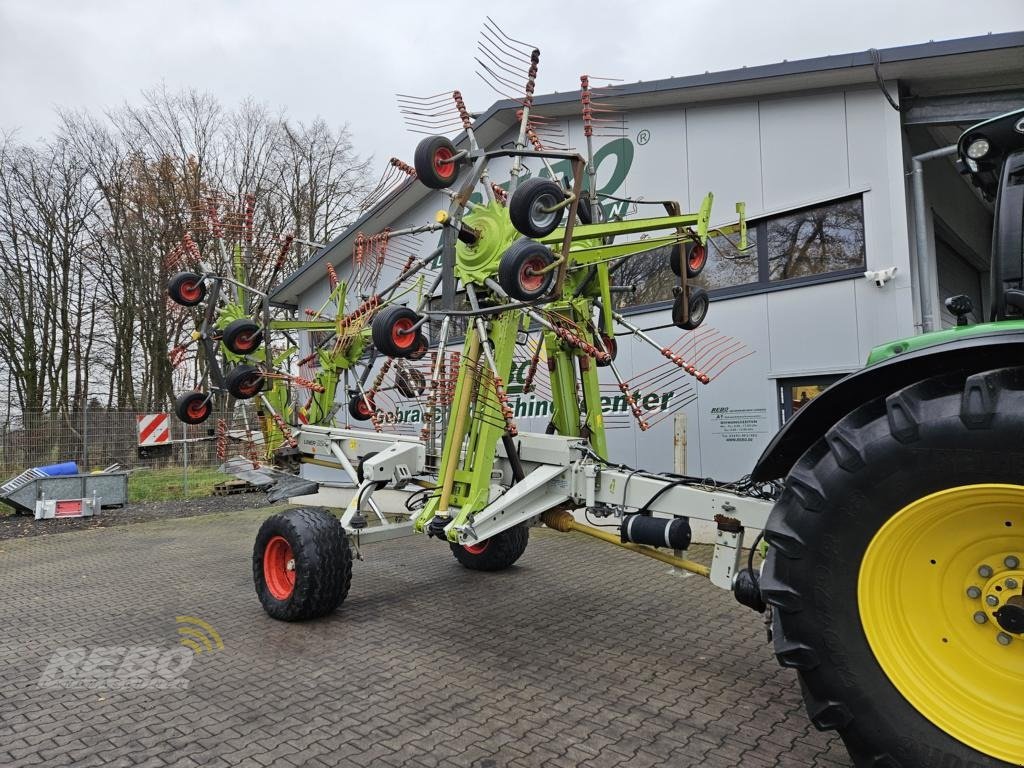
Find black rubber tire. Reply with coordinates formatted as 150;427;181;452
762;368;1024;767
253;507;352;621
414;135;460;189
685;242;707;278
596;334;617;367
577;190;595;225
395;367;426;398
371;305;422;358
450;524;529;571
224;364;264;400
174;391;212;425
497;238;556;302
509;178;566;238
222;318;264;355
670;242;707;279
348;393;375;421
672;288;709;331
168;272;206;307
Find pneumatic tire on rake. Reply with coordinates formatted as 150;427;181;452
224;364;265;400
348;393;375;422
672;288;709;331
371;304;423;358
174;391;212;425
414;135;461;189
761;368;1024;767
168;271;207;307
497;238;556;302
253;507;352;621
450;524;529;572
669;242;708;279
508;177;566;238
221;318;264;355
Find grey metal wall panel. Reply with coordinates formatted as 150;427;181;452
685;102;765;217
759;92;850;208
767;280;862;374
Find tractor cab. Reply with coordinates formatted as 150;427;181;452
956;107;1024;321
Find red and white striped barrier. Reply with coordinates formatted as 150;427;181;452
137;413;171;447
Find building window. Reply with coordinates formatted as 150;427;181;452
613;194;866;311
767;197;866;282
693;228;760;292
777;375;845;424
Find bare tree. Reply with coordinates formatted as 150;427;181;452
0;86;371;417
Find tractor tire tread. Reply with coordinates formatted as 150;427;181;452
762;368;1022;767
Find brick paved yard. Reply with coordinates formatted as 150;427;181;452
0;507;851;767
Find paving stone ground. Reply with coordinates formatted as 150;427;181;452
0;507;852;767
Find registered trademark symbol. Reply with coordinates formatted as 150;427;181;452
637;129;650;145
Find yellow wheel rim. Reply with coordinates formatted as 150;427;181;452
859;484;1024;764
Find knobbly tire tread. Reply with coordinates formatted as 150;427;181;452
762;367;1024;767
450;524;529;571
253;507;352;621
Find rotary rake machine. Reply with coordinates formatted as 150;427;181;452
247;20;1024;768
250;26;770;631
165;195;458;479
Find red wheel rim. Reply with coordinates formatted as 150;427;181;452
519;256;547;293
356;398;374;417
391;317;417;349
463;540;489;555
602;335;616;358
186;397;209;420
179;280;201;302
237;374;262;396
263;535;295;600
433;147;455;180
688;244;707;272
235;331;257;352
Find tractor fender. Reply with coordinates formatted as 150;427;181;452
750;329;1024;481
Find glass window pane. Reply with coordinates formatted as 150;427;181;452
767;197;865;281
692;228;759;292
613;228;760;310
612;243;675;309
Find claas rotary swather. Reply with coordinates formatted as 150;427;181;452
169;25;1024;766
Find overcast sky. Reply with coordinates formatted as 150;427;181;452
2;0;1022;173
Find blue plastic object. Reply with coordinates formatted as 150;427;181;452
35;462;80;477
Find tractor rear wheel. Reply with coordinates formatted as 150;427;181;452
253;507;352;621
762;368;1024;767
450;524;529;572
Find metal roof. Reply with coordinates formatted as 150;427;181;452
270;30;1024;308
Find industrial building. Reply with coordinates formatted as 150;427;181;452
270;31;1024;480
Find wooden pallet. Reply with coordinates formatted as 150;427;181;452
212;479;255;496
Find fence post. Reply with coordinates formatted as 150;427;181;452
81;400;88;470
182;421;189;498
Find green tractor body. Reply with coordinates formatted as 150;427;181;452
754;108;1024;767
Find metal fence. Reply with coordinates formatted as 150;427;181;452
0;407;257;486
